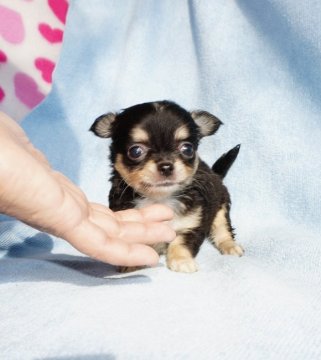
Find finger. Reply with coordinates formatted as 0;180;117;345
90;203;115;217
0;112;26;135
116;204;174;223
91;205;176;245
90;208;175;244
96;242;160;267
117;221;176;244
25;141;51;167
63;221;160;266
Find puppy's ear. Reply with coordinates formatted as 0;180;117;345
191;110;223;137
89;112;116;138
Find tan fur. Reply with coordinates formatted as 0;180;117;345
166;235;198;273
114;154;142;187
210;204;244;256
93;112;115;138
172;158;196;184
171;206;202;233
130;127;149;143
153;102;166;112
174;125;189;141
190;110;220;137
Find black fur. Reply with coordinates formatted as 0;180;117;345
212;144;241;178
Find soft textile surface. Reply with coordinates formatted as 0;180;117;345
1;1;321;359
0;0;69;121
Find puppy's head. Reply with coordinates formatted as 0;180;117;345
90;101;222;199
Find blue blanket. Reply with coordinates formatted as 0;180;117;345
1;1;321;358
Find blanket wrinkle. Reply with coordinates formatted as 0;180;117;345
237;0;321;109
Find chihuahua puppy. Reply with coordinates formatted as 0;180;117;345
90;100;243;273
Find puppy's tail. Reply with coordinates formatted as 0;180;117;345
212;144;240;179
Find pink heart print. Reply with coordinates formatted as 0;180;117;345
0;50;7;62
48;0;68;24
35;58;55;83
38;23;63;43
0;50;6;102
0;5;25;44
14;72;45;109
0;87;5;102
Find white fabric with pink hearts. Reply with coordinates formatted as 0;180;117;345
0;0;69;121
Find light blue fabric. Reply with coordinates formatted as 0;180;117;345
1;1;321;358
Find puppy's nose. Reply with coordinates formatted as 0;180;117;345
158;162;174;177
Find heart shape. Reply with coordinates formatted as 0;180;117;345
35;58;55;83
0;50;7;63
48;0;68;24
14;72;45;109
0;86;5;102
0;5;25;44
38;23;63;43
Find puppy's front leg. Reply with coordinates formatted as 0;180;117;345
166;234;202;273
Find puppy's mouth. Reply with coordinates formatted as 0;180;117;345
141;180;180;188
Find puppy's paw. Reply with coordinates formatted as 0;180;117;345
218;240;244;256
117;266;145;273
167;257;198;273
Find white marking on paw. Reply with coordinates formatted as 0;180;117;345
167;258;198;273
219;241;244;256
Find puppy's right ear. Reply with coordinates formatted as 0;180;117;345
191;110;223;137
89;112;116;138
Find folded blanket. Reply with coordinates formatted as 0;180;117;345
1;0;321;359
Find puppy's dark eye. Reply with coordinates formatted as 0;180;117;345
127;145;148;161
179;142;194;158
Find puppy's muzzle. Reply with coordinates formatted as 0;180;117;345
157;161;174;177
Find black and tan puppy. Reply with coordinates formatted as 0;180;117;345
90;100;243;273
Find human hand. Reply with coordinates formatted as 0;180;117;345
0;112;175;266
62;203;174;266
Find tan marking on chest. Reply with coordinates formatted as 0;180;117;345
171;206;202;233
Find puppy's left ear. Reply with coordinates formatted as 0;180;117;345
89;112;116;138
191;110;223;137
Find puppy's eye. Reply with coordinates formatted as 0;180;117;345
179;142;194;158
127;145;148;161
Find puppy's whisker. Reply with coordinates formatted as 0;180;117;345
119;182;131;201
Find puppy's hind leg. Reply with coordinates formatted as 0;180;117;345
209;204;244;256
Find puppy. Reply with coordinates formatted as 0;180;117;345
90;100;244;273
